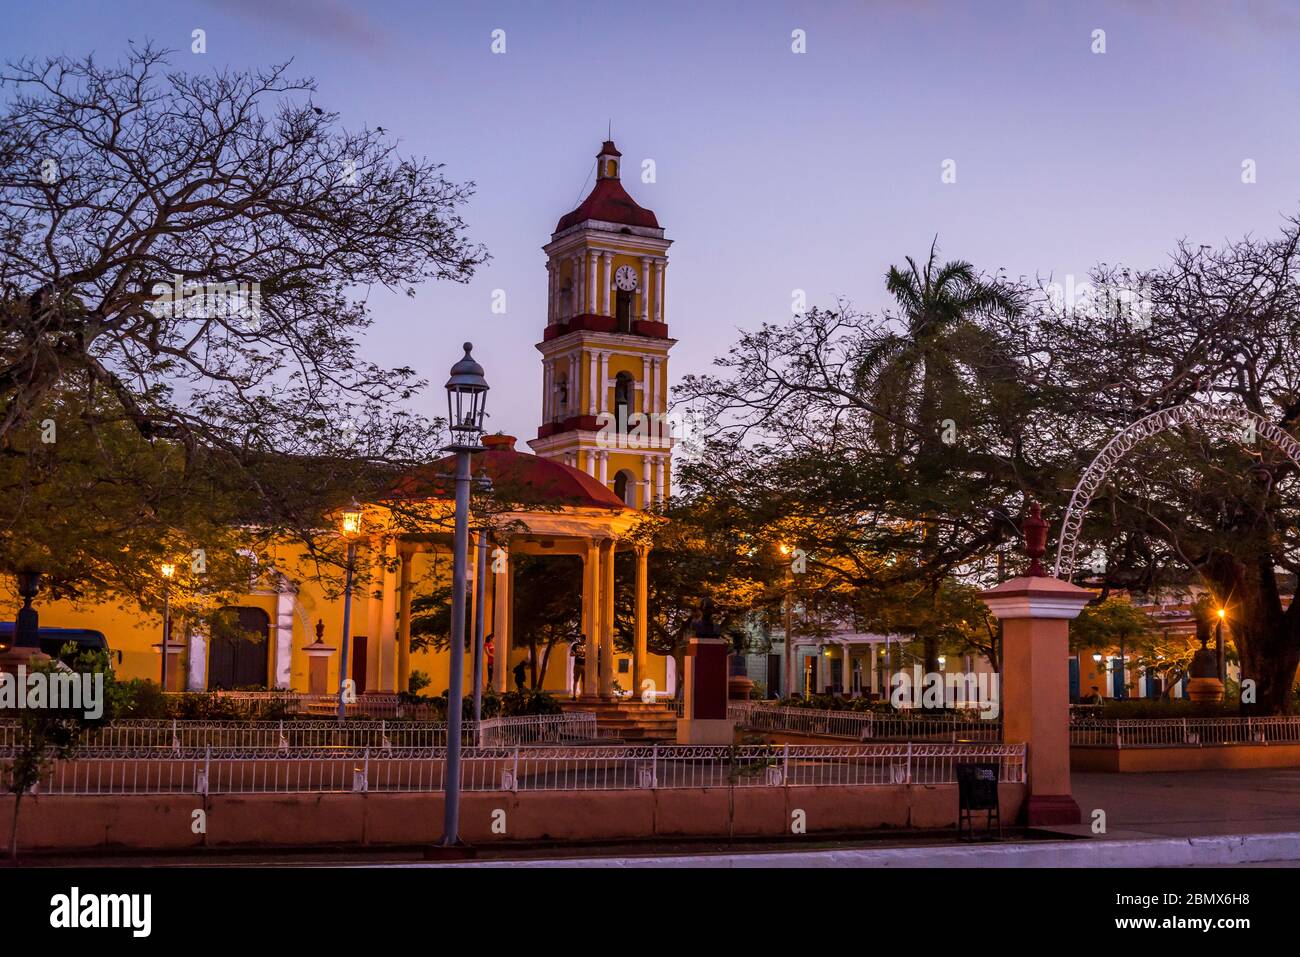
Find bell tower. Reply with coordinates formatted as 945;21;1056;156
530;140;675;508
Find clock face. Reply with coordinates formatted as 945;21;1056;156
614;265;638;291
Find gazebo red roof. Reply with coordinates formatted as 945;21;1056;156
385;435;625;510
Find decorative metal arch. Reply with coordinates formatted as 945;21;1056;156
1053;401;1300;579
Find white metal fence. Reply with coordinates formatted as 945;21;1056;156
8;743;1025;796
0;714;598;753
476;713;598;746
730;702;1002;742
1070;716;1300;748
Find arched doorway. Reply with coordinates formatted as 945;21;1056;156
614;372;634;431
207;606;270;689
613;469;636;506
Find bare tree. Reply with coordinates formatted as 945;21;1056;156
0;43;487;598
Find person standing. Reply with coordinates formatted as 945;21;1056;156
570;640;586;698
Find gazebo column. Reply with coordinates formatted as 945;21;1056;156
581;539;601;699
632;543;650;699
396;545;414;694
842;641;853;695
599;539;616;699
492;546;512;694
467;535;481;693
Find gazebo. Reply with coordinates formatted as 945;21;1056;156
377;434;657;700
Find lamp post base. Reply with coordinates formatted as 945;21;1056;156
675;717;734;745
1024;794;1082;827
423;842;476;860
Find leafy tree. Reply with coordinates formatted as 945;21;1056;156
1037;221;1300;712
0;43;486;606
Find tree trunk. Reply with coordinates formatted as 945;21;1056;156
1202;553;1300;715
537;636;556;691
9;791;21;860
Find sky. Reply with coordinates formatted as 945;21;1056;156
5;0;1300;440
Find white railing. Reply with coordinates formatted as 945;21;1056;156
730;702;1002;742
0;714;597;753
0;719;468;751
1070;716;1300;748
9;743;1026;795
476;713;598;747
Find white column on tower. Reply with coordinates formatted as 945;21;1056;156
542;358;551;421
640;257;651;323
598;351;609;413
588;250;599;316
639;477;650;509
573;253;583;315
587;351;598;416
654;455;666;505
640;356;649;415
602;252;614;315
654;259;665;322
598;450;608;486
647;357;658;415
546;262;554;323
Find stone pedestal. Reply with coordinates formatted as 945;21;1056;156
302;637;336;696
0;645;48;676
151;640;186;691
676;621;732;745
980;575;1092;826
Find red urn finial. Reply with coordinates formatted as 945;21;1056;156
1022;501;1048;577
314;619;325;643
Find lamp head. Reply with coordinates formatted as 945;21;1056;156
445;342;489;447
340;499;363;537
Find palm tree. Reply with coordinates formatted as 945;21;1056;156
856;240;1021;672
858;238;1021;456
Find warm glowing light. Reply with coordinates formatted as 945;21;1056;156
937;656;947;669
778;543;791;556
159;563;176;579
1092;653;1103;663
1217;608;1226;620
340;500;363;537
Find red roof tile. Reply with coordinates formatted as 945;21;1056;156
386;436;625;510
555;177;659;233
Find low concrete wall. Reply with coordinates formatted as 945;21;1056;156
0;783;1025;852
1072;743;1300;773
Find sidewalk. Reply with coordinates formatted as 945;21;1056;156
410;768;1300;868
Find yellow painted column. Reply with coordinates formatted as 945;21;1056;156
632;543;649;699
582;539;600;699
397;546;413;694
599;539;616;699
467;535;480;694
492;545;511;694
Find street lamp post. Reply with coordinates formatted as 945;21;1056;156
441;342;489;847
1216;607;1227;688
337;501;363;723
159;563;176;690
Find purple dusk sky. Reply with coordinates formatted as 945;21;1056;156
6;1;1300;440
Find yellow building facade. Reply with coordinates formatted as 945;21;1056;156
6;140;676;702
